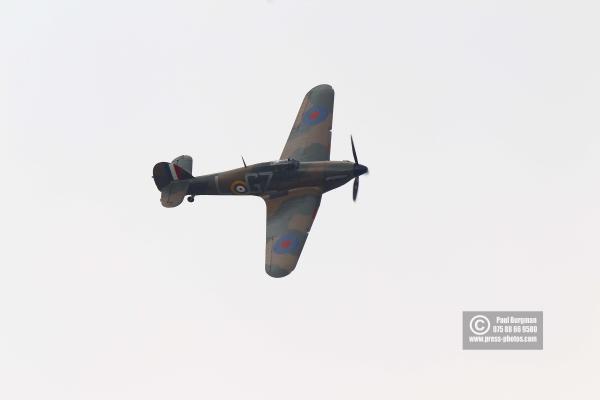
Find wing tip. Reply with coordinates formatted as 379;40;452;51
265;264;294;278
309;83;334;94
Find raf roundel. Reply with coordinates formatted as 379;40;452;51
230;180;248;194
302;106;328;127
273;231;304;255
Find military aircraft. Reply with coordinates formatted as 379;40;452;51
152;84;368;277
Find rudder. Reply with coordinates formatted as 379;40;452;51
152;156;193;191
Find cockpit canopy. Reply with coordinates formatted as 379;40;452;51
270;158;300;170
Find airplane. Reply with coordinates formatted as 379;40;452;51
152;84;368;277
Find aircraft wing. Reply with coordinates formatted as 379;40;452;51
280;84;334;162
264;187;322;277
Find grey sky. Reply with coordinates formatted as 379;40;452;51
1;1;599;399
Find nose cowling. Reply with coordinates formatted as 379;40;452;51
353;163;368;177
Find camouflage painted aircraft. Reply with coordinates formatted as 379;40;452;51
152;84;368;277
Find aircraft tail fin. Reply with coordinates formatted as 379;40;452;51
152;156;194;208
152;156;194;191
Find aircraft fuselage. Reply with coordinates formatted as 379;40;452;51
187;159;368;198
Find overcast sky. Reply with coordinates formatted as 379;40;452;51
1;1;599;399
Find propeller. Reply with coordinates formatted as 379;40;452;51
350;135;367;201
351;135;358;164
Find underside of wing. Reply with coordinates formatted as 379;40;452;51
264;188;322;278
280;84;334;162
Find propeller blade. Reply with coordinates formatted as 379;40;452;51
351;135;358;164
353;177;359;201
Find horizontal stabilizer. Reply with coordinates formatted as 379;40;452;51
160;180;190;208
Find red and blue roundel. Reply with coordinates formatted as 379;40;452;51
273;231;304;255
302;106;329;126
